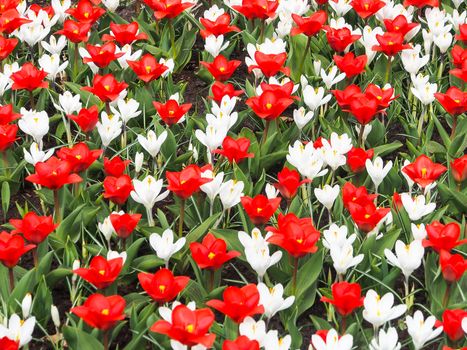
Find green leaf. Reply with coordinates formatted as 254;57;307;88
62;326;105;350
1;181;10;219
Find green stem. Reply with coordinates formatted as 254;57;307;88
29;90;35;110
103;330;109;350
169;19;176;59
298;36;312;79
179;199;185;236
442;283;451;308
384;57;392;84
358;124;365;149
8;268;14;292
53;190;61;223
292;257;299;295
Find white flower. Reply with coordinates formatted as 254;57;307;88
96;112;122;147
18;108;49;146
111;98;141;124
138;130;167;158
41;35;67;55
330;243;364;275
303;86;332;111
134;152;144;173
329;0;352;16
320;65;346;89
366;157;393;190
203;5;224;21
117;44;142;69
401;45;429;75
200;170;224;203
51;305;60;328
293;107;314;130
0;314;36;346
102;0;120;11
107;250;127;263
22;294;32;319
411;223;427;241
131;175;169;210
433;30;453;53
314;184;340;210
23;142;53;165
51;0;71;22
170;340;206;350
384;240;424;279
406;310;443;350
204;35;229;57
265;183;279;199
195;123;228;153
239;317;267;346
355;124;372;144
98;216;115;242
160;58;175;77
411;79;437;106
263;331;291;350
370;327;401;350
323;224;355;249
149;229;186;264
360;26;384;63
363;290;407;328
257;283;294;318
219;180;244;209
329;132;353;154
401;193;436;221
38;53;68;80
311;328;353;350
54;91;82;115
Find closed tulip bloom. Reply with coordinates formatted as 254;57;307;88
0;231;35;268
103;156;130;177
71;293;125;330
350;0;385;18
363;290;407;328
347;147;374;173
103;174;134;205
109;212;141;239
321;282;364;316
190;233;240;269
369;327;401;350
73;255;123;289
324;26;361;52
439;250;467;283
436;309;467;341
223;336;260;350
68;106;99;133
10;212;57;244
138;268;189;303
0;104;20;125
274;167;310;200
213;136;254;164
241;195;281;225
247;51;289;77
406;310;443;350
402;155;447;189
257;283;294;318
149;229;185;264
384;240;424;279
451;155;467;183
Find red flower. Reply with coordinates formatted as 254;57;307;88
206;284;264;323
440;250;467;283
274;167;310;199
323;26;361;52
66;0;105;24
423;221;466;252
57;142;102;173
260;80;298;99
0;0;21;14
450;60;467;83
56;20;91;43
0;337;18;350
68;106;99;133
201;55;241;81
11;62;48;91
451;155;467;183
210;81;243;102
102;22;148;46
350;0;385;19
402;155;447;189
0;35;17;60
365;83;397;110
290;11;327;37
109;212;141;239
347;147;374;173
82;74;128;103
138;268;189;303
127;54;168;83
248;52;290;77
232;0;279;20
334;52;367;78
213;136;254;164
384;15;419;38
348;202;390;233
436;309;467;342
150;304;216;348
83;42;123;68
153;98;192;126
342;182;376;209
143;0;193;19
246;90;294;121
392;192;403;209
0;9;30;34
434;86;467;116
104;156;130;177
346;94;378;125
103;174;134;205
190;232;240;270
0;231;35;268
71;293;126;330
321;282;364;316
223;336;260;350
200;13;240;38
10;212;57;244
0;123;18;152
26;157;82;190
0;104;20;124
372;32;411;56
266;213;320;258
403;0;438;8
332;84;362;110
73;255;123;289
241;194;281;225
166;164;211;199
456;24;467;43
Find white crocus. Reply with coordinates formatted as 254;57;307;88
51;305;60;328
330;243;364;275
98;216;115;243
0;314;36;346
265;183;279;199
311;328;353;350
257;283;294;319
406;310;443;350
149;229;185;266
131;175;169;226
314;184;340;210
363;290;407;328
355;124;372;144
303;85;332;111
293;107;314;130
239;317;267;346
401;45;429;75
134;152;144;173
107;250;127;263
366;157;393;192
322;224;355;249
102;0;120;11
320;66;346;89
411;79;437;106
38;53;68;80
219;180;244;210
41;35;67;55
111;98;141;124
200;170;224;204
23;142;54;165
96;112;122;147
370;327;401;350
401;193;436;221
18;108;49;147
117;44;142;69
137;130;167;159
204;35;229;57
21;294;32;319
54;91;82;115
329;0;352;16
411;223;427;241
263;331;291;350
384;240;424;279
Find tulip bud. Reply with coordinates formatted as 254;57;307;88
134;152;144;173
22;293;32;319
98;216;114;242
51;305;60;328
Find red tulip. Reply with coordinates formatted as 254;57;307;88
0;104;20;124
365;83;397;110
206;284;264;323
248;51;290;77
232;0;279;20
213;136;254;164
201;55;241;81
350;0;386;19
10;212;57;244
451;155;467;183
166;164;211;199
103;174;134;205
71;293;126;330
0;231;35;268
138;268;189;303
274;167;310;200
127;54;168;83
450;60;467;83
0;9;31;34
423;221;466;253
436;309;467;342
332;84;362;110
190;233;240;270
456;24;467;43
403;0;438;7
209;81;243;102
0;0;21;14
104;156;130;177
66;0;105;24
0;123;18;152
82;74;128;103
57;142;102;173
26;157;82;190
346;94;378;125
109;212;141;239
323;26;361;52
342;182;376;209
384;15;419;38
245;90;294;121
0;337;18;350
241;194;281;225
150;304;216;347
102;22;148;46
153;99;192;126
334;52;367;78
259;80;298;99
223;336;260;350
434;86;467;116
29;4;55;18
83;42;123;69
143;0;193;20
0;35;16;60
290;11;327;37
321;282;364;316
347;147;374;173
348;202;390;233
200;13;240;38
56;19;91;43
372;32;411;56
68;106;99;133
11;62;48;91
392;192;403;209
73;255;123;289
402;155;447;189
266;213;320;257
440;250;467;283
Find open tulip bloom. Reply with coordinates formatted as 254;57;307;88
0;0;466;349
